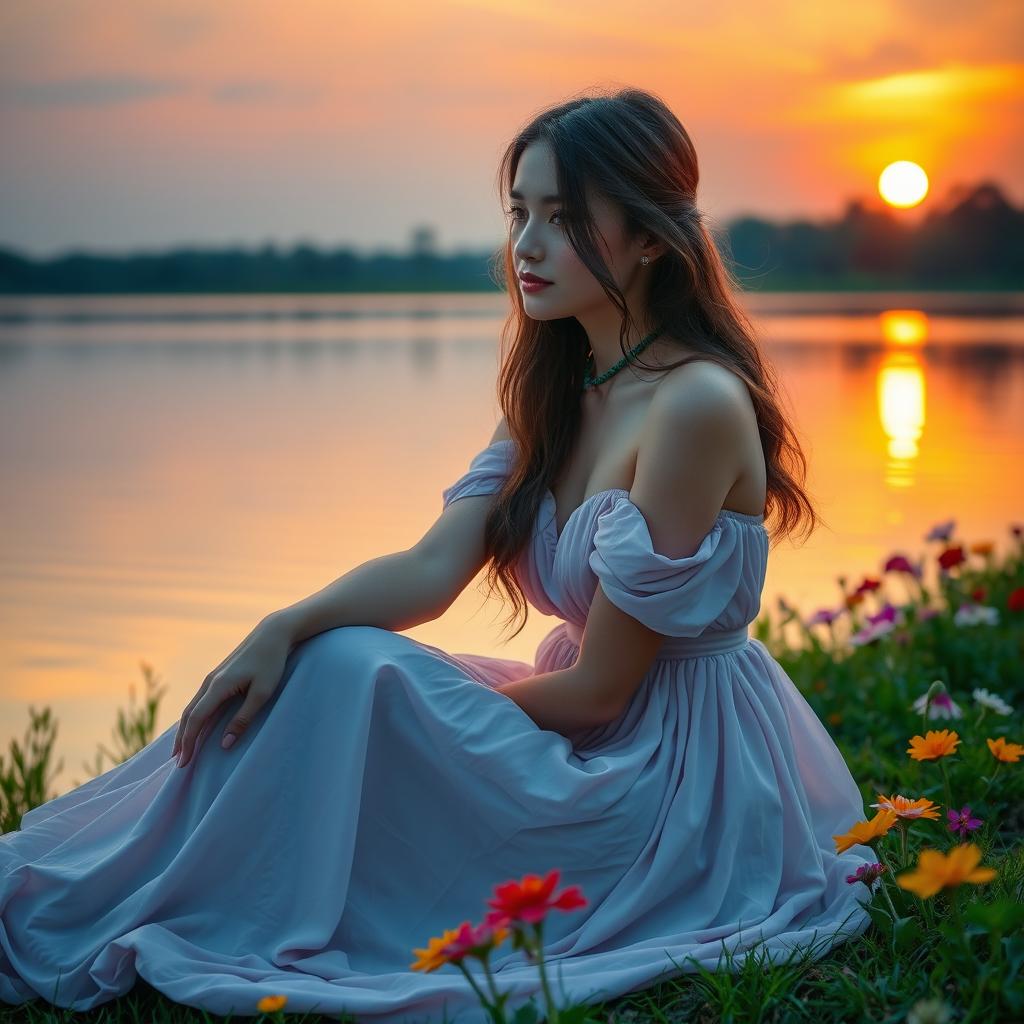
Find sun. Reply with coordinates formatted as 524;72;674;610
878;161;929;208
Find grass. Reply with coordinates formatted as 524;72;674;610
1;520;1022;1024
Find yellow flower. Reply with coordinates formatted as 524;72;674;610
833;808;899;854
907;729;960;761
410;927;462;973
870;794;940;821
896;843;997;899
987;736;1024;763
257;994;288;1013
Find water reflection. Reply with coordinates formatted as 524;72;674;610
0;292;1020;797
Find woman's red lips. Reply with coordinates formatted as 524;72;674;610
519;272;553;284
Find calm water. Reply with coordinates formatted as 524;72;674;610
1;292;1021;796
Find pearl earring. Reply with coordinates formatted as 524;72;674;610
640;255;650;265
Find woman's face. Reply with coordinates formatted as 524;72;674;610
507;140;651;323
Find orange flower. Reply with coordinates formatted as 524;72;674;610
832;808;899;854
485;868;587;926
827;711;842;726
410;926;462;973
969;540;994;556
987;737;1024;763
256;995;288;1013
845;591;865;609
870;794;940;821
896;843;997;899
907;729;961;761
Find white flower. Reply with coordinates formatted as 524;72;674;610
911;691;963;720
972;687;1013;716
908;996;952;1024
953;603;1000;627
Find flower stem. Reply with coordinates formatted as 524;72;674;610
874;848;901;919
939;758;954;814
530;923;560;1024
456;961;503;1024
978;761;1003;804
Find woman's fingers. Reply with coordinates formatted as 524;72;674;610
219;686;271;751
172;679;212;762
176;692;222;768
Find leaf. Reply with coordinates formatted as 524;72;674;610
864;900;894;936
965;899;1024;934
512;1002;540;1024
1004;934;1024;977
555;1006;595;1024
893;915;923;952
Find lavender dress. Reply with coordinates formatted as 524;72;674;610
0;437;874;1021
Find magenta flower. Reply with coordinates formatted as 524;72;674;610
867;602;903;626
806;607;839;627
947;806;983;840
845;862;886;887
884;553;922;577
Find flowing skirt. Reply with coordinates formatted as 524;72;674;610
1;623;874;1021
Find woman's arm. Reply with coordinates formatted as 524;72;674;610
267;547;461;646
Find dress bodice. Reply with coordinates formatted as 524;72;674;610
441;438;769;637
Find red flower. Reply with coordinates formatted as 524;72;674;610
855;577;881;594
484;869;587;927
1009;587;1024;613
970;586;987;603
938;545;965;570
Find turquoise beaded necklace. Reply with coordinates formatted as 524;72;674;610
582;322;669;392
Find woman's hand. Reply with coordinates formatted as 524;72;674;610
172;612;296;769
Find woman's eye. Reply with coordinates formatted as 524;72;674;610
504;207;564;225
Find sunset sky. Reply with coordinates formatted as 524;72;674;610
1;0;1021;257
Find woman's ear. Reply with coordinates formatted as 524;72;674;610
641;235;667;263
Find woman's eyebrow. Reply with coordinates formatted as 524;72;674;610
508;189;564;203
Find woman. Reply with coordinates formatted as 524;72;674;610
0;87;875;1021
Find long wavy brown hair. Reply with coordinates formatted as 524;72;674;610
478;86;821;641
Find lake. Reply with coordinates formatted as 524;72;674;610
1;291;1021;797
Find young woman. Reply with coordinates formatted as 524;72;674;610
0;88;875;1020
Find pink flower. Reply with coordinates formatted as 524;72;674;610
911;691;963;720
850;618;897;646
947;806;983;841
917;607;941;621
845;862;886;887
440;918;511;963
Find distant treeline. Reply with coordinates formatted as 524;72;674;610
1;182;1020;294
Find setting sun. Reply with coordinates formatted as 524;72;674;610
878;161;930;208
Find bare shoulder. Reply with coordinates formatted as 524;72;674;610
647;357;756;432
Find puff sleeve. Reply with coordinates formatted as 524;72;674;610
441;438;516;508
587;495;767;637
